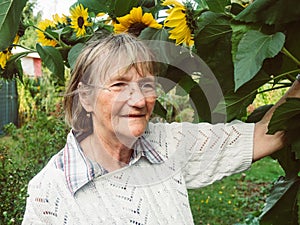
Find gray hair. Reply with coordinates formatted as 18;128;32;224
64;33;157;132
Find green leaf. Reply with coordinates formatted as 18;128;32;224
114;0;139;17
268;98;300;163
189;84;212;123
268;98;300;134
0;0;28;51
214;91;257;121
231;24;250;63
235;0;300;25
206;0;230;13
234;30;285;91
0;58;23;80
36;44;65;85
195;12;231;44
280;21;300;77
78;0;113;14
195;12;234;94
246;104;273;123
259;176;300;225
153;100;167;119
176;74;198;96
139;27;169;41
68;43;85;70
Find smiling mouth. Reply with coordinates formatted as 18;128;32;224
121;114;145;118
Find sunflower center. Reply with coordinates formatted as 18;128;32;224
128;22;147;36
77;17;85;28
184;3;197;33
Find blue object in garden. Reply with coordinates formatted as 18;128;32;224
0;79;18;135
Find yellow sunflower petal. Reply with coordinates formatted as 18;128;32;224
162;0;184;7
168;7;186;19
130;7;143;22
165;18;186;27
117;14;134;27
114;24;128;33
69;4;92;37
142;13;162;29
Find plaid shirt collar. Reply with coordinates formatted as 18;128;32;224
54;131;164;196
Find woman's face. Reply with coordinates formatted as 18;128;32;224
91;67;157;142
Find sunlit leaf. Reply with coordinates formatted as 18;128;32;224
234;30;285;91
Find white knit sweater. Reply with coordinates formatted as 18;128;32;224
22;121;254;225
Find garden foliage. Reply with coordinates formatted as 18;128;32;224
0;0;300;224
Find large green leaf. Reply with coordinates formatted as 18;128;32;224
195;13;234;93
78;0;113;14
206;0;230;13
234;30;285;91
246;104;273;123
0;0;27;51
280;21;300;78
68;43;85;70
0;57;23;80
235;0;300;26
214;90;257;121
268;98;300;134
231;24;250;63
114;0;139;17
259;176;300;225
139;27;169;41
268;98;300;163
36;44;65;85
195;12;231;44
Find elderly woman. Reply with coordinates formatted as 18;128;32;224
22;33;300;224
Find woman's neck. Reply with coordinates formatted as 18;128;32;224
81;131;135;172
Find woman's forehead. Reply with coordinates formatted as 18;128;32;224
107;65;154;81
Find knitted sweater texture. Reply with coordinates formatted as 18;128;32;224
22;121;254;225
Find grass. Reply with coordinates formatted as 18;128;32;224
189;157;284;225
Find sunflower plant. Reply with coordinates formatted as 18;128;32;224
1;0;300;224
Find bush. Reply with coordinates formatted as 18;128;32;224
0;112;68;224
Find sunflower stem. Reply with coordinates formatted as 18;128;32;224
12;44;35;52
271;69;300;81
281;47;300;66
32;25;68;48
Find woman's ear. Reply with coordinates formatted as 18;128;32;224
78;82;94;113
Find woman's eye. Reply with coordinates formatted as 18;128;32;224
142;82;155;90
110;82;128;90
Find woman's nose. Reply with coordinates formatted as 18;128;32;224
127;85;146;108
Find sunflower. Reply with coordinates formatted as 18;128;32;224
70;4;92;37
162;0;196;47
52;13;68;28
114;7;162;36
36;19;58;47
0;49;12;69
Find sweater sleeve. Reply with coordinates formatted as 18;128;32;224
181;120;254;189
